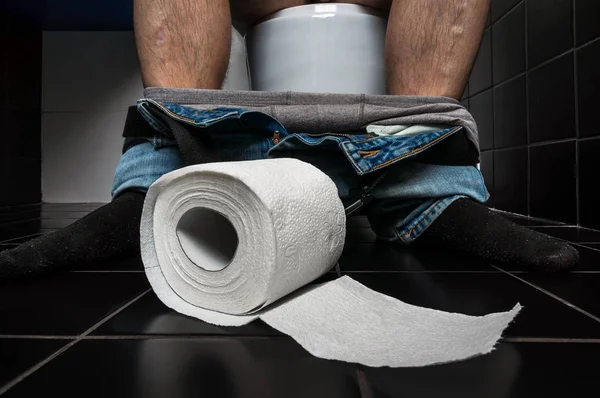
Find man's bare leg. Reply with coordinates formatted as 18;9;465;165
379;0;578;270
385;0;489;99
134;0;232;88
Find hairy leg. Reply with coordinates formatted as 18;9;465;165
386;0;489;99
134;0;232;88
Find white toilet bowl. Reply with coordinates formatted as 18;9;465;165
246;4;388;94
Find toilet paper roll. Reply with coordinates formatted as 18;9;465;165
141;158;521;367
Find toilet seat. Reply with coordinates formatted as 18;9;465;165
246;4;388;94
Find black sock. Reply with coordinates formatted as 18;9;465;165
0;191;145;283
417;198;579;271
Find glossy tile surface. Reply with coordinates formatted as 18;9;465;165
579;138;600;229
520;273;600;319
492;2;525;84
0;272;148;335
493;75;527;149
346;273;600;338
2;205;600;396
2;339;361;398
576;39;600;138
529;226;600;243
529;141;577;223
468;28;492;96
575;0;600;45
528;52;576;143
526;0;573;68
360;342;599;398
469;89;494;150
0;338;68;386
493;148;528;214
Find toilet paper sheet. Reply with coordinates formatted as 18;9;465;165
141;158;520;367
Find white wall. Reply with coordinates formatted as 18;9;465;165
42;30;249;203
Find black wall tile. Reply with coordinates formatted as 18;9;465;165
494;75;527;148
527;0;573;68
494;148;528;214
460;98;470;111
493;3;525;84
480;151;494;207
5;157;41;206
579;138;600;229
575;0;600;45
7;109;42;159
491;0;523;22
3;8;42;207
528;52;575;143
469;28;492;96
576;39;600;138
470;89;494;151
530;141;577;223
6;25;42;111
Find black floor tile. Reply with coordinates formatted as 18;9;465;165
529;226;600;243
0;219;41;241
0;338;69;388
346;215;370;228
0;208;41;225
92;291;282;337
92;272;338;337
40;211;90;219
519;273;600;319
0;272;149;336
348;273;600;338
0;244;19;252
345;227;377;243
2;338;361;398
360;342;598;398
0;234;41;244
339;242;496;272
71;255;145;272
39;218;75;229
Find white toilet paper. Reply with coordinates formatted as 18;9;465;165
141;158;520;367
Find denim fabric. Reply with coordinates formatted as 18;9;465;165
112;101;488;244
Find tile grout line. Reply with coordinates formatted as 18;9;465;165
0;335;76;340
524;0;530;216
573;0;581;227
502;337;600;343
0;289;150;396
492;265;600;324
69;270;145;273
82;335;291;340
492;0;524;26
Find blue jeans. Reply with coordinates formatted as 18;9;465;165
112;100;488;244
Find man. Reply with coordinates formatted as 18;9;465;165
0;0;579;281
